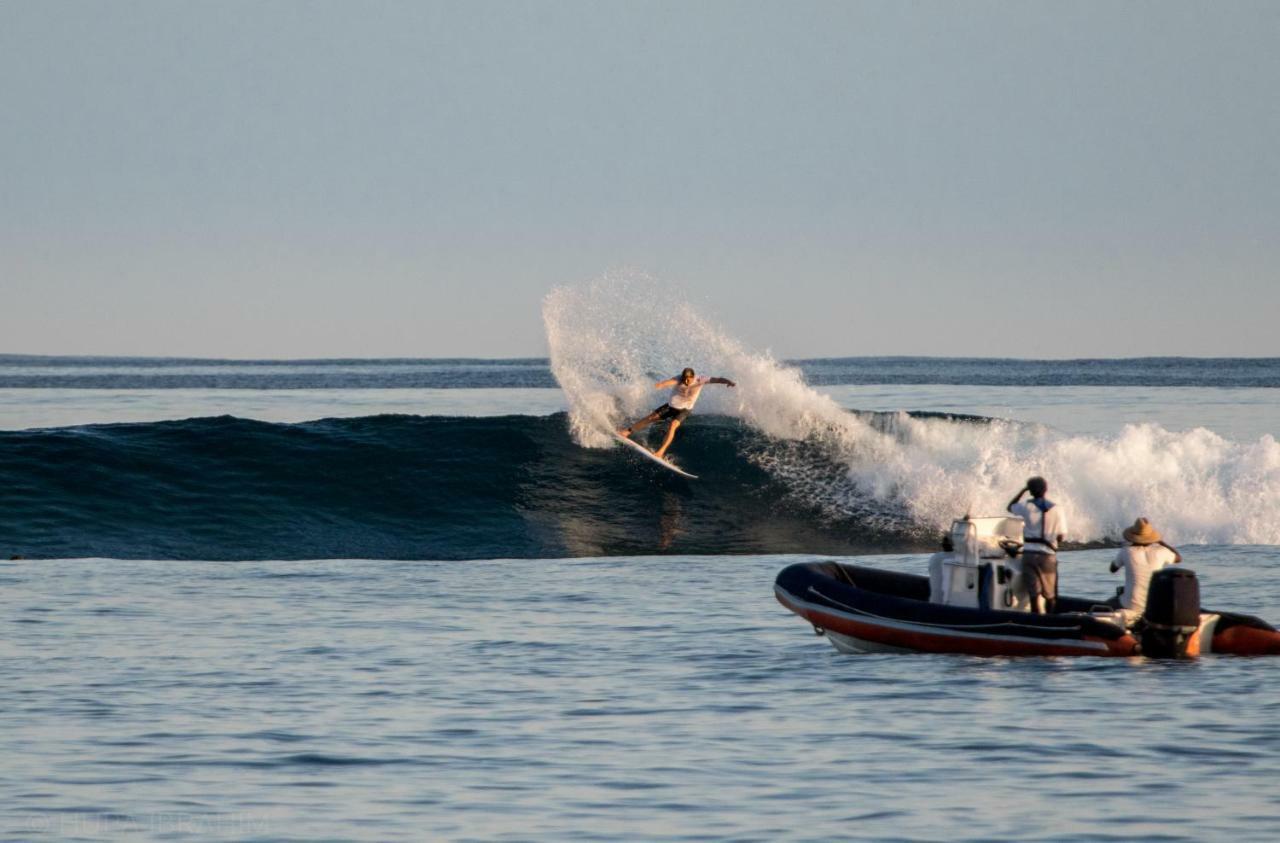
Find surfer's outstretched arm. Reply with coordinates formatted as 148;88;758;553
654;378;677;389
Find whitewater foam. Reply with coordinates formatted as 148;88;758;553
543;274;1280;545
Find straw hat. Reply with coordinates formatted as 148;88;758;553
1123;517;1161;545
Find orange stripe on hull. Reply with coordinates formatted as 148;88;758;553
1212;625;1280;656
779;591;1138;658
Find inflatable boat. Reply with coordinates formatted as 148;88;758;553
774;516;1280;658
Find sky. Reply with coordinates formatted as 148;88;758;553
2;0;1277;359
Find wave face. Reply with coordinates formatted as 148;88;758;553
5;409;1280;561
0;413;920;560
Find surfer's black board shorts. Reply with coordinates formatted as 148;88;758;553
652;404;691;423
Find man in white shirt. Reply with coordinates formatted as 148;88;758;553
1008;476;1068;614
618;367;736;459
1110;517;1181;626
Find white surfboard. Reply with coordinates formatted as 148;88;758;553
611;432;698;479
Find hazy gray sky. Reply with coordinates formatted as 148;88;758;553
3;1;1277;358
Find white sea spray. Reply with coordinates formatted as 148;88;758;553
543;272;1280;544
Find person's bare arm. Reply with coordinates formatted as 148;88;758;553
709;377;736;387
1007;486;1027;513
1159;540;1182;564
654;378;677;389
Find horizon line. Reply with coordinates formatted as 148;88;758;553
3;353;1279;365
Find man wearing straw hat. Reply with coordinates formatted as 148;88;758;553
1109;517;1182;626
1008;476;1067;614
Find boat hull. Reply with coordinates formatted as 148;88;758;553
775;560;1280;658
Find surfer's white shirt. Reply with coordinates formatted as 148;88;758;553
669;376;711;410
1114;543;1178;618
1010;500;1067;554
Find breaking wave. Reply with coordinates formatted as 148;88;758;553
4;274;1277;560
543;274;1280;546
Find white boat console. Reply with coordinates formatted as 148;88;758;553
928;516;1030;611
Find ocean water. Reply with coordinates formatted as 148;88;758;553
5;354;1279;390
3;340;1280;839
4;550;1279;842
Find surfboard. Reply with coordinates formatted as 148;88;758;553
612;432;698;479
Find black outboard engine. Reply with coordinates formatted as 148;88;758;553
1138;568;1201;658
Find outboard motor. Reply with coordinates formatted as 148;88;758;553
1138;568;1201;658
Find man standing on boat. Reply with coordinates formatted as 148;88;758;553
617;367;735;459
1008;476;1068;614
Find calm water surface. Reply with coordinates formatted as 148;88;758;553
4;550;1279;842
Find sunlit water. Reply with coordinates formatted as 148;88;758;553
3;550;1278;842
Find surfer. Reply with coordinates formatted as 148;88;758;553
618;367;735;459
